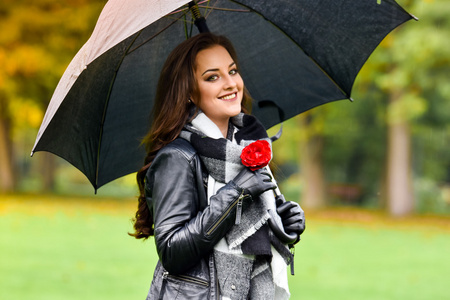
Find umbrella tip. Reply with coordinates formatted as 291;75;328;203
349;97;354;102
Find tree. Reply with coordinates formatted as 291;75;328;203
0;96;14;191
298;112;327;209
0;0;105;192
269;106;328;209
359;0;450;215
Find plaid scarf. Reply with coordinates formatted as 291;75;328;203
181;112;270;183
180;112;291;300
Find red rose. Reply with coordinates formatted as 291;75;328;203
240;140;272;171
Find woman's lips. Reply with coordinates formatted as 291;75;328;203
219;92;237;101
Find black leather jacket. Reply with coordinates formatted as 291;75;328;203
145;138;248;300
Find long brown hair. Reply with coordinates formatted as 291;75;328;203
129;33;251;239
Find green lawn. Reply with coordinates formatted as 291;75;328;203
1;195;449;300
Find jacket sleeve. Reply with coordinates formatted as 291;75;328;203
146;145;246;274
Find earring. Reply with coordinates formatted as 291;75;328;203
188;98;192;103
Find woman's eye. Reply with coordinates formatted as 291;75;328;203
206;75;219;81
229;69;238;75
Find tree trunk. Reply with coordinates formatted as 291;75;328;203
299;115;326;209
386;95;414;216
0;101;15;192
40;152;57;192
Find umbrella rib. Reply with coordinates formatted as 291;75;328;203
198;0;251;18
127;15;191;55
167;0;209;15
183;9;196;39
168;7;189;15
199;6;250;13
95;30;144;188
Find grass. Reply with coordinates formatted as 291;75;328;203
1;194;449;300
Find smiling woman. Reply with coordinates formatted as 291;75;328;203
128;33;305;300
192;45;244;137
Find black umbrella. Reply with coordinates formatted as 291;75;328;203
32;0;416;190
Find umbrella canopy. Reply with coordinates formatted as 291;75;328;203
32;0;416;190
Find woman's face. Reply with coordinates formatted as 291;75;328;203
193;45;244;129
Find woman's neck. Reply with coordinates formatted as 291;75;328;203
215;118;230;138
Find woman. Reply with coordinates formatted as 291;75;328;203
130;33;305;300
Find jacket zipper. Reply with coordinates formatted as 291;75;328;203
235;191;245;225
206;190;247;235
162;271;209;287
158;272;168;300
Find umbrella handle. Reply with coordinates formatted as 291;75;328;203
189;1;210;33
265;167;299;244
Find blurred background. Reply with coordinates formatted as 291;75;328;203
1;0;449;299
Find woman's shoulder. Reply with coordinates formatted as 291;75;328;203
146;138;201;185
156;138;197;163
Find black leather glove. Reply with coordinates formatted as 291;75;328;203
232;167;276;198
276;199;305;237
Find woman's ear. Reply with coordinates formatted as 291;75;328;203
188;95;197;105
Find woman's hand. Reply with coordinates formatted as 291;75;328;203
232;167;276;198
276;199;305;242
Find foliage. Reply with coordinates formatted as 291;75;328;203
0;0;106;106
0;0;106;190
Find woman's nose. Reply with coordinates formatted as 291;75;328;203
223;74;237;89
